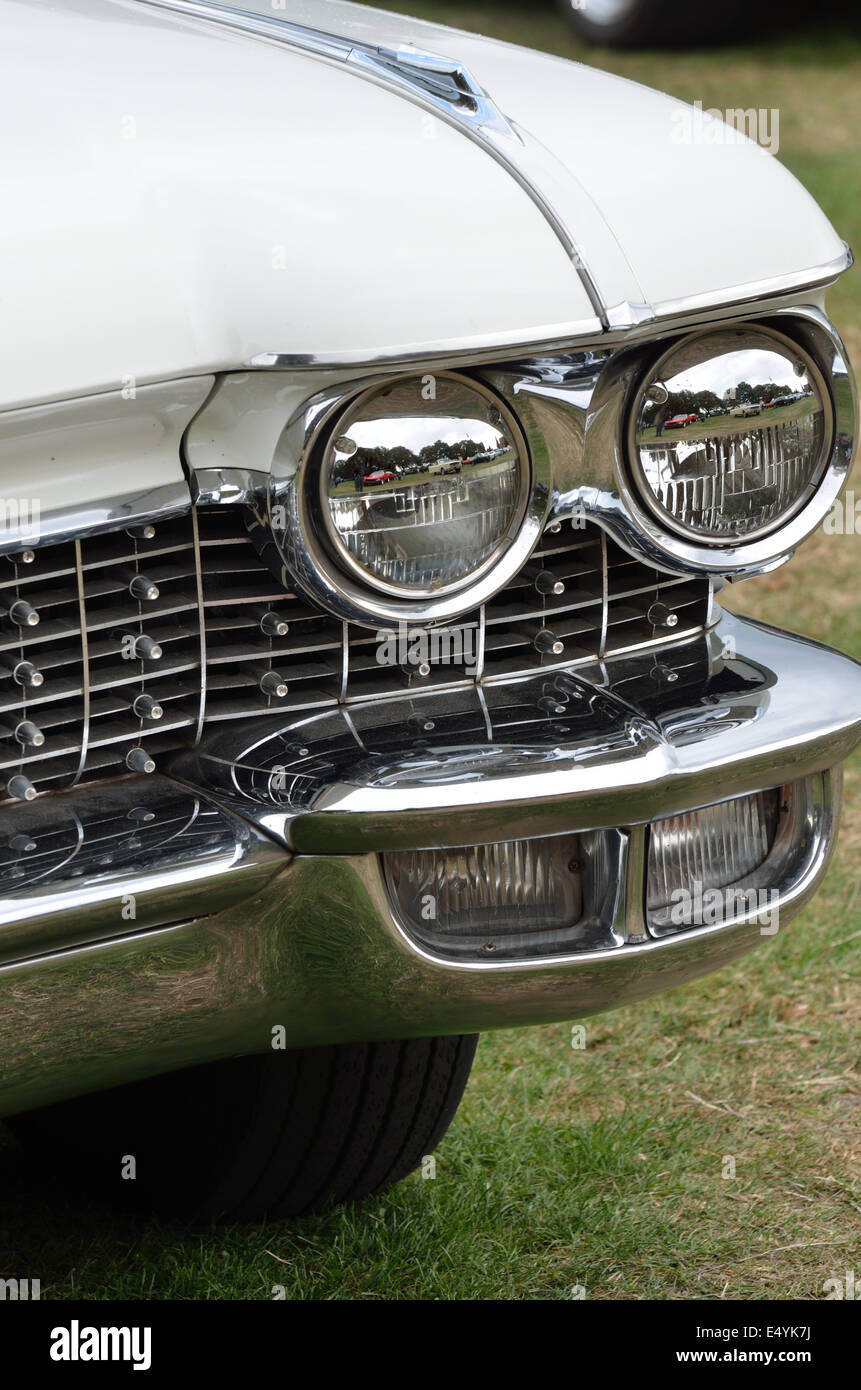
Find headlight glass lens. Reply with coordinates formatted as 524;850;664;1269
320;374;526;596
631;329;830;542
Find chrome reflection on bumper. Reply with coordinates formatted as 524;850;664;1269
0;777;841;1120
0;612;858;1118
0;776;287;967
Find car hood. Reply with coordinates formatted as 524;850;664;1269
266;0;847;310
0;0;847;410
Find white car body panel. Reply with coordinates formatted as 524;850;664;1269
0;377;212;541
0;0;847;415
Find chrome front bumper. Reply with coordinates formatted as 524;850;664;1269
1;611;859;1117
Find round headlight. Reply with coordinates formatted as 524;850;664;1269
319;374;528;597
629;327;832;543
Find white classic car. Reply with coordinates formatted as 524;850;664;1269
0;0;858;1221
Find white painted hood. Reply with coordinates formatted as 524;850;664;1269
282;0;846;312
0;0;847;410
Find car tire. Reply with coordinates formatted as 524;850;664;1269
8;1035;479;1221
556;0;750;48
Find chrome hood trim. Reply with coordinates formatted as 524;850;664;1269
247;247;854;372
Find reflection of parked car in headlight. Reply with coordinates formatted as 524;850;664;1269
664;413;699;429
730;403;762;417
364;470;397;486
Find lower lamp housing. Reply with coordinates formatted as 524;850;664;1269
382;774;833;963
383;830;626;961
646;774;829;937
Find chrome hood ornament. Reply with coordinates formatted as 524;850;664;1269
138;1;519;139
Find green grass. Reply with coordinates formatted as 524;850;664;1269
1;2;858;1301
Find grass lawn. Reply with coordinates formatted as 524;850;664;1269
0;2;858;1300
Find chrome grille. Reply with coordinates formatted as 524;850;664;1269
0;508;711;801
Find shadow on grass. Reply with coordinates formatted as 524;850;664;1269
0;1125;183;1298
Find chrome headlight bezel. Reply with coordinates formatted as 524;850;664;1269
477;307;854;584
609;315;851;574
317;373;530;601
264;370;549;628
624;323;834;547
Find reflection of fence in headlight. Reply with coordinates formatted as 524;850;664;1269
630;325;832;543
643;414;824;536
327;468;520;589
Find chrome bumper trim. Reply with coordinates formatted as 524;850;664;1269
0;778;840;1118
0;775;288;967
169;613;861;853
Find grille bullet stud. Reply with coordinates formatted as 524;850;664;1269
647;602;679;629
259;670;289;698
533;570;565;596
112;630;163;660
533;628;564;655
126;747;156;774
400;661;431;682
111;568;159;600
7;775;36;801
650;663;679;684
1;599;39;627
0;657;43;687
259;610;290;638
525;563;565;596
129;574;159;601
1;718;45;747
538;695;567;715
130;693;163;720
